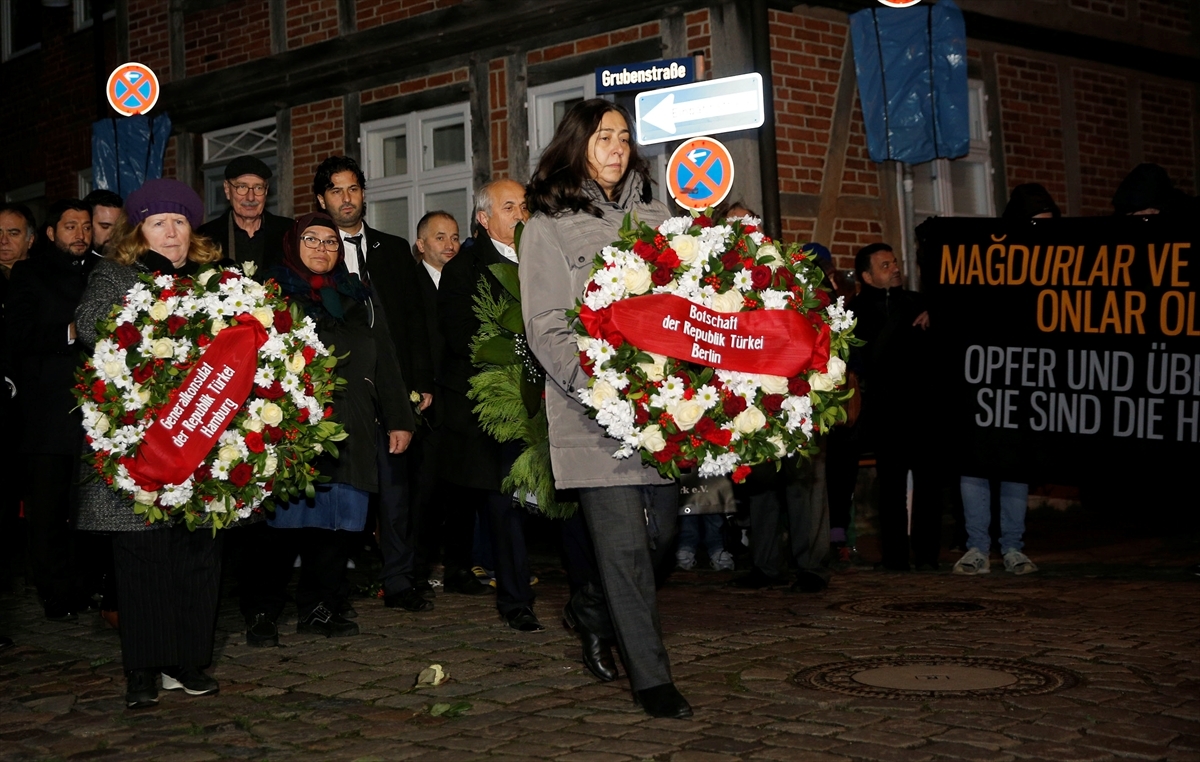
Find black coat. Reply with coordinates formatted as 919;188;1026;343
436;236;510;489
415;260;445;428
5;247;97;454
361;224;435;396
197;209;290;276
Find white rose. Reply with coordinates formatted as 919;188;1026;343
134;384;150;404
639;424;667;453
260;402;284;426
263;453;278;477
623;265;653;295
102;360;124;379
733;406;767;434
768;435;787;457
149;301;171;321
667;399;705;431
134;489;158;505
286;352;306;373
759;375;789;395
197;269;219;286
809;372;836;392
244;417;264;433
636;352;667;382
711;289;744;313
590;380;618;407
253;308;274;329
826;356;847;385
218;445;240;464
210;318;226;336
758;244;783;266
242;261;258;278
93;416;110;435
670;234;700;264
149;338;174;359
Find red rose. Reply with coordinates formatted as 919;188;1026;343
114;322;141;349
722;394;747;418
633;240;658;261
788;377;811;396
813;288;832;308
720;250;741;271
121;411;137;425
667;431;688;443
264;425;283;443
580;354;595;377
742;224;758;234
229;463;254;487
750;265;772;290
762;394;785;415
193;464;212;483
323;406;334;419
651;267;673;287
245;431;265;453
732;465;752;483
695;417;732;447
91;379;107;402
256;381;285;399
197;334;211;348
653;442;680;463
132;364;154;384
297;408;310;423
773;269;794;289
634;404;649;425
165;315;188;335
273;310;293;333
219;270;240;284
301;346;316;364
655;248;681;270
694;215;713;228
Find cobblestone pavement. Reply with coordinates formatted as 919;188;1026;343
2;528;1198;762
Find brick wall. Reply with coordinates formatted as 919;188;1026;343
1073;68;1132;215
830;218;883;266
356;0;463;31
184;1;271;77
489;59;509;179
286;0;340;50
526;22;661;66
1138;0;1191;29
1068;0;1129;17
996;54;1069;204
360;68;469;105
161;137;178;181
127;0;171;82
291;98;345;214
685;9;711;61
1141;81;1196;194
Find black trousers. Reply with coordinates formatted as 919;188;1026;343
874;438;941;568
243;525;352;621
112;527;223;671
23;454;78;604
376;429;415;595
417;481;479;580
825;423;861;535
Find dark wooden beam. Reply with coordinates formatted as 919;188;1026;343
1057;62;1083;217
527;38;663;89
980;50;1008;213
276;107;293;217
269;0;285;56
506;53;530;184
469;56;491;192
342;92;361;162
358;83;472;126
813;34;857;246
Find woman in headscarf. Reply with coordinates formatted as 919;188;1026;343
75;179;227;709
262;212;413;639
519;99;690;719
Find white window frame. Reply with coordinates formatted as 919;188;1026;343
362;101;473;243
907;79;995;219
73;0;116;32
527;75;596;174
2;0;42;62
201;118;280;222
77;169;93;199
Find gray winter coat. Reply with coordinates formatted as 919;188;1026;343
520;179;673;490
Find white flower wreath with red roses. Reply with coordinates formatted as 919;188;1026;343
75;266;347;531
568;211;856;483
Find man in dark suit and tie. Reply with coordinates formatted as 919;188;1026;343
311;155;437;612
438;179;544;631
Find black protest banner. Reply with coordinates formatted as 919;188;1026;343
916;216;1198;484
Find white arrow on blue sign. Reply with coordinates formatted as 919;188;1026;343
634;73;765;145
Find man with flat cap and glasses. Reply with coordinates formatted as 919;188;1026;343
197;155;290;276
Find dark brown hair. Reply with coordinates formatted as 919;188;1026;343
526;99;650;218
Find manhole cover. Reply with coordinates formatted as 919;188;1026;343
832;597;1023;618
795;656;1079;700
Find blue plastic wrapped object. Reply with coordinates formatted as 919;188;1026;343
92;113;173;197
850;0;968;164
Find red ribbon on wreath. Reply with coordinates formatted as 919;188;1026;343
580;294;829;377
123;314;268;490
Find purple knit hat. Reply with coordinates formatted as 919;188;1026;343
125;179;204;229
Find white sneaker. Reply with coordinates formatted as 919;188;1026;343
1003;550;1038;575
710;550;735;571
675;549;696;571
952;548;991;575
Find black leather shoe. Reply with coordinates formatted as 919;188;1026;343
790;570;829;594
125;668;159;709
246;612;278;647
503;606;545;632
728;569;789;590
562;604;617;682
297;604;359;637
413;579;436;600
634;683;693;719
385;587;434;612
340;603;358;619
444;570;493;596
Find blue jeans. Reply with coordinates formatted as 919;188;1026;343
960;477;1029;554
678;514;725;557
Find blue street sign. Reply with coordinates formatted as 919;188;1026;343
595;58;694;94
634;73;765;146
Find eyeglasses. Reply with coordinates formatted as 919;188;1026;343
230;183;268;196
300;235;339;251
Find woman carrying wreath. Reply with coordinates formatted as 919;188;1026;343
75;179;227;709
257;213;413;638
520;100;690;718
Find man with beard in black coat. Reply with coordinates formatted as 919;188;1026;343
6;199;97;620
438;179;543;630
